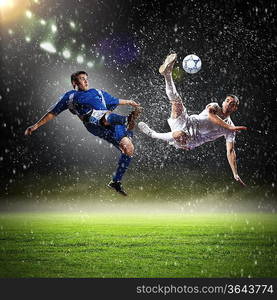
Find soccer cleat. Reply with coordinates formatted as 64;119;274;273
107;180;127;196
138;122;154;138
159;53;177;75
127;106;143;130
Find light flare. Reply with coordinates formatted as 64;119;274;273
76;55;84;64
40;41;56;53
69;21;75;29
0;0;14;8
25;10;32;18
0;0;29;23
51;24;57;33
62;49;71;59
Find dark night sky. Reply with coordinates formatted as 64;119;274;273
0;0;276;197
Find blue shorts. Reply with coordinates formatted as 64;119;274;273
84;123;133;149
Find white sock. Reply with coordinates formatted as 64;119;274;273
151;131;174;143
164;74;180;101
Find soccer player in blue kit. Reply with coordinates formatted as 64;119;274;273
25;71;142;196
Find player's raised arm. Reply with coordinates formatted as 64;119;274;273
25;89;73;136
119;99;140;107
226;141;246;186
207;106;247;132
24;112;56;136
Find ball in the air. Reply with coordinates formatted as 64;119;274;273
182;54;202;74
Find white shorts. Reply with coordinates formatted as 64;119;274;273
167;110;192;149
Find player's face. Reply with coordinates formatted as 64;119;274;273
75;74;89;91
222;96;238;114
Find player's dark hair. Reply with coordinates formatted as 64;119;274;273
227;94;239;105
71;71;88;84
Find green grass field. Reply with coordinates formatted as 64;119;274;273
0;212;276;278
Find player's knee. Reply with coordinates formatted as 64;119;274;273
172;131;184;139
126;149;134;156
172;131;187;143
125;143;134;156
120;138;134;156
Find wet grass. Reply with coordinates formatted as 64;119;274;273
0;212;276;278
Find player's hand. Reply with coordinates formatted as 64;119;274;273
24;125;36;136
128;100;140;107
234;174;246;187
229;126;247;132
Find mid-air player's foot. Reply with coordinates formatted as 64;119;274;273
138;122;154;138
127;106;143;130
159;53;177;75
107;180;127;196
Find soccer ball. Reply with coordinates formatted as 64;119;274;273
182;54;202;74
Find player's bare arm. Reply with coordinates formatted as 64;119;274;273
207;106;247;132
226;141;246;186
119;99;140;107
24;112;56;136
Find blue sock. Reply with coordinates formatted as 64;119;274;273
113;153;132;182
106;113;127;126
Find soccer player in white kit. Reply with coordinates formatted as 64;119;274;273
138;53;247;186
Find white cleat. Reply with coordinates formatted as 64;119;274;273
138;122;154;138
159;53;177;75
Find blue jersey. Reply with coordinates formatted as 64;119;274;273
48;88;120;120
47;89;131;148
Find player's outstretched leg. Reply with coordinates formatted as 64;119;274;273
102;107;142;128
108;153;131;196
159;53;186;119
138;122;174;143
107;136;134;196
138;54;190;146
105;113;127;126
107;106;142;195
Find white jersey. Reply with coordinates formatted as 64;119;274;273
167;102;236;150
